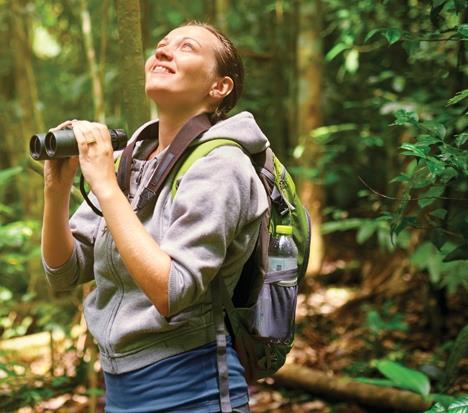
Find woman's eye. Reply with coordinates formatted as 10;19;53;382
181;42;194;51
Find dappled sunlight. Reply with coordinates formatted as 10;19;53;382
296;285;358;321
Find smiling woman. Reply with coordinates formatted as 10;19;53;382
40;21;264;413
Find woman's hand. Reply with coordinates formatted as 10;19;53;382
71;120;119;200
43;120;80;195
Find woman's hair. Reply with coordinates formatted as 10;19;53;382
183;21;244;123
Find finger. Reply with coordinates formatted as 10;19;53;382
72;121;92;153
48;119;78;133
92;122;112;148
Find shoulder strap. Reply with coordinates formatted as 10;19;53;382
170;138;243;198
136;113;213;211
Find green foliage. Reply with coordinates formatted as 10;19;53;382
439;325;468;391
426;396;468;413
0;353;74;411
366;308;409;334
374;359;431;396
319;0;468;295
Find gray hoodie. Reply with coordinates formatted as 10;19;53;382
43;112;269;374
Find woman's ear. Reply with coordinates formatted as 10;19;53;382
209;76;234;99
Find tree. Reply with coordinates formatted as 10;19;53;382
115;0;150;134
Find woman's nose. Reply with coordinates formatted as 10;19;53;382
155;45;173;61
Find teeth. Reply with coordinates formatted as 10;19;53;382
153;65;171;74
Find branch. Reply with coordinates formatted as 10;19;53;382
358;176;468;202
273;364;433;412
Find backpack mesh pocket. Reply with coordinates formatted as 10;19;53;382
250;268;298;341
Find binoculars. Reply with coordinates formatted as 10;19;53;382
30;128;128;160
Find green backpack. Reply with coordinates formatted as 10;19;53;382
168;138;311;413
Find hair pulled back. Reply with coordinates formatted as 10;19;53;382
183;21;244;123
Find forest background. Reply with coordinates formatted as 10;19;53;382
0;0;467;412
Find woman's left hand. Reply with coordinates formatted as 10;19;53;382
71;120;119;199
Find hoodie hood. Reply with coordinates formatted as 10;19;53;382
198;111;270;155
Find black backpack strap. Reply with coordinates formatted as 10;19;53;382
136;113;213;211
116;120;159;196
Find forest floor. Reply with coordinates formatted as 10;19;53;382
248;236;468;413
6;237;468;413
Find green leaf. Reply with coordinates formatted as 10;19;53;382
448;395;468;412
0;166;23;188
440;325;468;390
432;0;447;8
427;159;445;176
321;218;363;234
400;143;427;158
425;402;447;413
417;134;442;145
448;89;468;106
382;28;402;45
365;28;383;43
356;221;377;244
457;24;468;38
418;185;445;208
402;40;420;55
376;360;431;395
443;244;468;262
455;132;468;147
392;109;419;126
326;43;349;61
420;121;447;139
430;394;457;408
430;209;447;220
411;242;443;284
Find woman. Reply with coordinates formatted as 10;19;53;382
41;22;269;412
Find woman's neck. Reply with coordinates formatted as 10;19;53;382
157;107;207;152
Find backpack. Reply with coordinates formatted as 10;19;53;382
114;114;311;413
168;139;311;413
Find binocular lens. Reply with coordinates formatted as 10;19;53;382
29;128;127;160
29;134;48;160
45;133;57;155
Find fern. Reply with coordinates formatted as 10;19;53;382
439;325;468;391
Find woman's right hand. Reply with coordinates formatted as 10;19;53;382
43;120;80;194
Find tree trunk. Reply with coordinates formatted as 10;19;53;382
215;0;229;33
99;0;110;93
80;0;105;122
296;0;325;276
9;0;46;295
115;0;150;134
274;364;433;412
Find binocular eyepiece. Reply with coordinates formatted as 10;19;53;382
30;128;128;160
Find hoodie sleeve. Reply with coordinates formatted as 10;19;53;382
42;195;101;291
159;145;268;316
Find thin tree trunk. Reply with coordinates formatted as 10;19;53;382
80;0;105;122
204;0;216;23
296;0;324;276
10;0;46;296
274;364;433;412
215;0;229;33
99;0;110;92
115;0;150;134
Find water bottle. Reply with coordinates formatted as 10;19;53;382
268;225;298;276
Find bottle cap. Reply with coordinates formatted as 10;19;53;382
276;225;293;235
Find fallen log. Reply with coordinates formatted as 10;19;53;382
273;364;433;412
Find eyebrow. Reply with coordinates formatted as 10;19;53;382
156;36;202;48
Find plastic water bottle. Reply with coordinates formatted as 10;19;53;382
268;225;298;273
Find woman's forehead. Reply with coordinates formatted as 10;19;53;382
164;25;220;46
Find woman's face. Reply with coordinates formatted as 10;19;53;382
145;25;221;112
